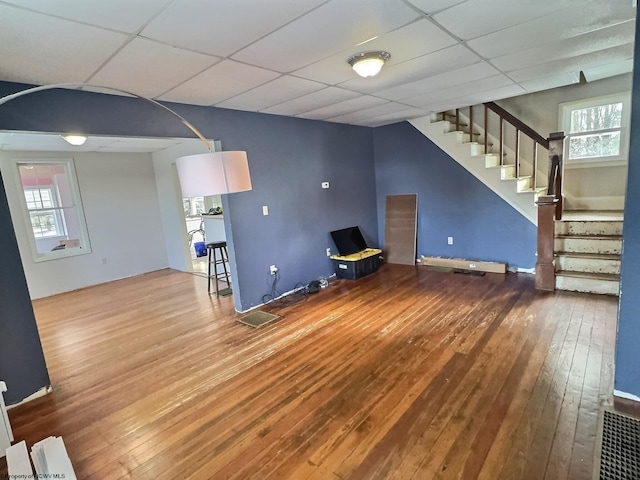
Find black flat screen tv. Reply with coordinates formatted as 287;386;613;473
330;226;368;256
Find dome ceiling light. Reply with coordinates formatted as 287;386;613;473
347;51;391;78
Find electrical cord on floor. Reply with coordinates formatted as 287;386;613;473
261;270;312;307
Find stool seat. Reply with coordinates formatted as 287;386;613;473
206;241;230;296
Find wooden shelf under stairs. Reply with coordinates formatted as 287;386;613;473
554;211;623;295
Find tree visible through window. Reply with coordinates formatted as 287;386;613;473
561;94;630;165
568;102;622;160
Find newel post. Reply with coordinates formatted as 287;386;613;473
535;194;558;291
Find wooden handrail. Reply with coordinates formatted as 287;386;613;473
485;102;549;149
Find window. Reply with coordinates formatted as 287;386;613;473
560;93;630;166
15;159;91;261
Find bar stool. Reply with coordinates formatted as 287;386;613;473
206;241;231;296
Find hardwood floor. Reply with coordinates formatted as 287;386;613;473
0;264;618;479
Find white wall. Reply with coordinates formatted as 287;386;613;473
0;151;168;299
497;74;632;210
151;139;216;272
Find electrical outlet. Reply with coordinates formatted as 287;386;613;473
270;264;278;275
326;248;331;257
447;236;454;245
322;181;330;189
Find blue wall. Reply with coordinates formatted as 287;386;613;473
372;122;537;269
0;172;50;404
0;82;377;308
615;7;640;399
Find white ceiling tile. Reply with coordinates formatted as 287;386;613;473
0;5;128;85
376;61;500;101
231;0;420;72
425;84;527;113
159;60;281;106
299;96;389;120
432;0;583;40
518;73;579;93
508;43;634;82
582;59;634;82
326;101;415;124
338;44;481;94
404;0;469;15
366;107;432;127
217;76;326;111
459;84;528;105
293;19;458;85
468;3;636;59
491;21;635;73
141;0;327;57
261;87;360;115
89;38;220;98
350;19;459;65
402;74;516;108
0;0;169;33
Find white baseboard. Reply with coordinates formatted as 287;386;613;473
7;385;52;410
614;389;640;402
512;267;535;274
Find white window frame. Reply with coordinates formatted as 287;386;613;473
559;93;631;169
13;158;92;262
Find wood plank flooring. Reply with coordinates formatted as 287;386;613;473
0;264;618;479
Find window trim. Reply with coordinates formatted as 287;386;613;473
559;92;631;169
13;158;92;262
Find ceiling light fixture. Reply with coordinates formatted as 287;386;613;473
347;51;391;78
62;134;87;146
0;83;253;197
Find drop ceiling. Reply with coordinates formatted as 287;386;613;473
0;0;635;128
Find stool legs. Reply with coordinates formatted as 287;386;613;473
207;244;231;296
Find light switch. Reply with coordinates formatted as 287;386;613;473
262;205;269;216
322;182;330;189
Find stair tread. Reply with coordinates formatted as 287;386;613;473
556;270;620;281
556;252;621;260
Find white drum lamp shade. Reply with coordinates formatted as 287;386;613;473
176;151;252;197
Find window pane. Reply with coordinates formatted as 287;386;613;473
569;132;621;159
30;212;58;238
17;160;91;259
569;102;623;134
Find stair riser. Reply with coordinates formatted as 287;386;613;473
555;275;619;295
485;154;500;168
517;177;532;192
556;256;621;275
555;238;621;255
556;221;623;236
501;165;515;180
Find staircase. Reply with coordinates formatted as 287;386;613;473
410;104;623;296
410;107;547;225
555;210;622;295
